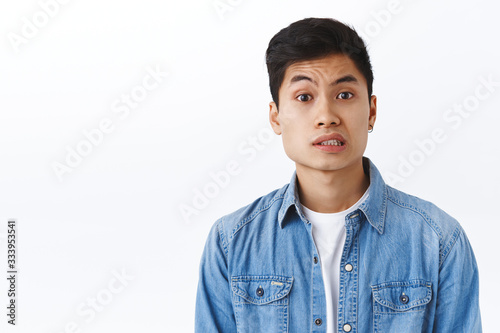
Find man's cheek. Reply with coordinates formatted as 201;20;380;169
282;137;300;158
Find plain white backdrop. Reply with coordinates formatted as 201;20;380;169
1;0;499;331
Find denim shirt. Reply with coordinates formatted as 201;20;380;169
195;158;481;332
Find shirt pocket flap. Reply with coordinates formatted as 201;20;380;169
371;279;432;311
231;275;293;305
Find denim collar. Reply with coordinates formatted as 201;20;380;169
277;157;387;234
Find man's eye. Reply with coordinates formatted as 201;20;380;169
337;92;353;99
297;94;312;102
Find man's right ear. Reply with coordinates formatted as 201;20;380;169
269;101;282;135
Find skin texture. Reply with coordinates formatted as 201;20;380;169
269;53;377;213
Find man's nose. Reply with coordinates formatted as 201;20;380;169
314;98;340;128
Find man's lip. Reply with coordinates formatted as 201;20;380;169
312;133;346;145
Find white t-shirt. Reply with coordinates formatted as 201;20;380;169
301;189;369;333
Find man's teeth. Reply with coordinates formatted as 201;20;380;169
319;139;343;146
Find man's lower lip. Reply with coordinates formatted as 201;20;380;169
313;144;347;152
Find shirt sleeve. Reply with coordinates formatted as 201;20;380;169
433;226;482;332
195;220;237;332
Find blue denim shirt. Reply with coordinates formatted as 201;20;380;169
195;158;481;332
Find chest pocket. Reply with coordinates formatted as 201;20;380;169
231;275;293;333
371;279;432;333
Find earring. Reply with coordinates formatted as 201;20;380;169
368;124;374;133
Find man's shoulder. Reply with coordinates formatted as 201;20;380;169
214;182;289;240
385;185;458;227
384;185;464;258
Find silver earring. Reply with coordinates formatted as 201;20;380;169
368;124;374;133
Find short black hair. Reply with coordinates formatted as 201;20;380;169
265;17;373;108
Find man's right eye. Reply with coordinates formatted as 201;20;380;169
297;94;312;102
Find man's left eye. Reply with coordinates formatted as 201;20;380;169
297;94;312;102
337;92;353;99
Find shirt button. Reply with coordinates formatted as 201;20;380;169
256;287;264;297
400;293;409;304
344;263;353;272
314;318;322;326
313;256;318;264
343;323;352;332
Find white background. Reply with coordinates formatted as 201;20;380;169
1;0;499;332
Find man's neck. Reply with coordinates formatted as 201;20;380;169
296;160;369;214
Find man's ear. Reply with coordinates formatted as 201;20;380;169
368;95;377;129
269;101;282;135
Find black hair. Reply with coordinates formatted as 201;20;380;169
265;17;373;108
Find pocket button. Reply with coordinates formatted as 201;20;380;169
256;287;264;297
400;293;409;304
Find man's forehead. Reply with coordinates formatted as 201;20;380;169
283;54;363;87
283;54;362;84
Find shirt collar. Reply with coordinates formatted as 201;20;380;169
277;157;387;234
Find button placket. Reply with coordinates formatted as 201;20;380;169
306;219;326;333
338;221;359;333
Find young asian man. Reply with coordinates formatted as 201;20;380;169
195;17;481;333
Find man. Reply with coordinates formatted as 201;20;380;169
195;17;481;332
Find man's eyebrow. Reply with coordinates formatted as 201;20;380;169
331;74;358;86
289;75;316;86
289;74;359;86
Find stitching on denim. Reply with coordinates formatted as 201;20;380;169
377;185;388;234
374;307;427;315
386;188;464;268
231;275;294;281
338;225;351;323
386;194;443;239
375;185;389;234
217;218;229;260
283;295;288;332
337;223;360;332
233;303;240;330
371;280;432;311
231;276;293;306
231;192;286;237
359;184;388;234
439;225;461;268
373;295;431;311
386;194;444;259
352;233;359;331
234;300;287;306
371;279;431;290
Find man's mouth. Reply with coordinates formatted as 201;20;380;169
317;139;344;146
312;134;347;152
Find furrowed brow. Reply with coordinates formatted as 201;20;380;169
289;75;317;86
331;74;358;86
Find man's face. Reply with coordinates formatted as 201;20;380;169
269;53;377;175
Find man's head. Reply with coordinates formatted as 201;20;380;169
266;17;373;109
266;18;377;175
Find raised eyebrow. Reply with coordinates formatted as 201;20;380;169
288;74;359;87
289;75;316;86
331;74;359;86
